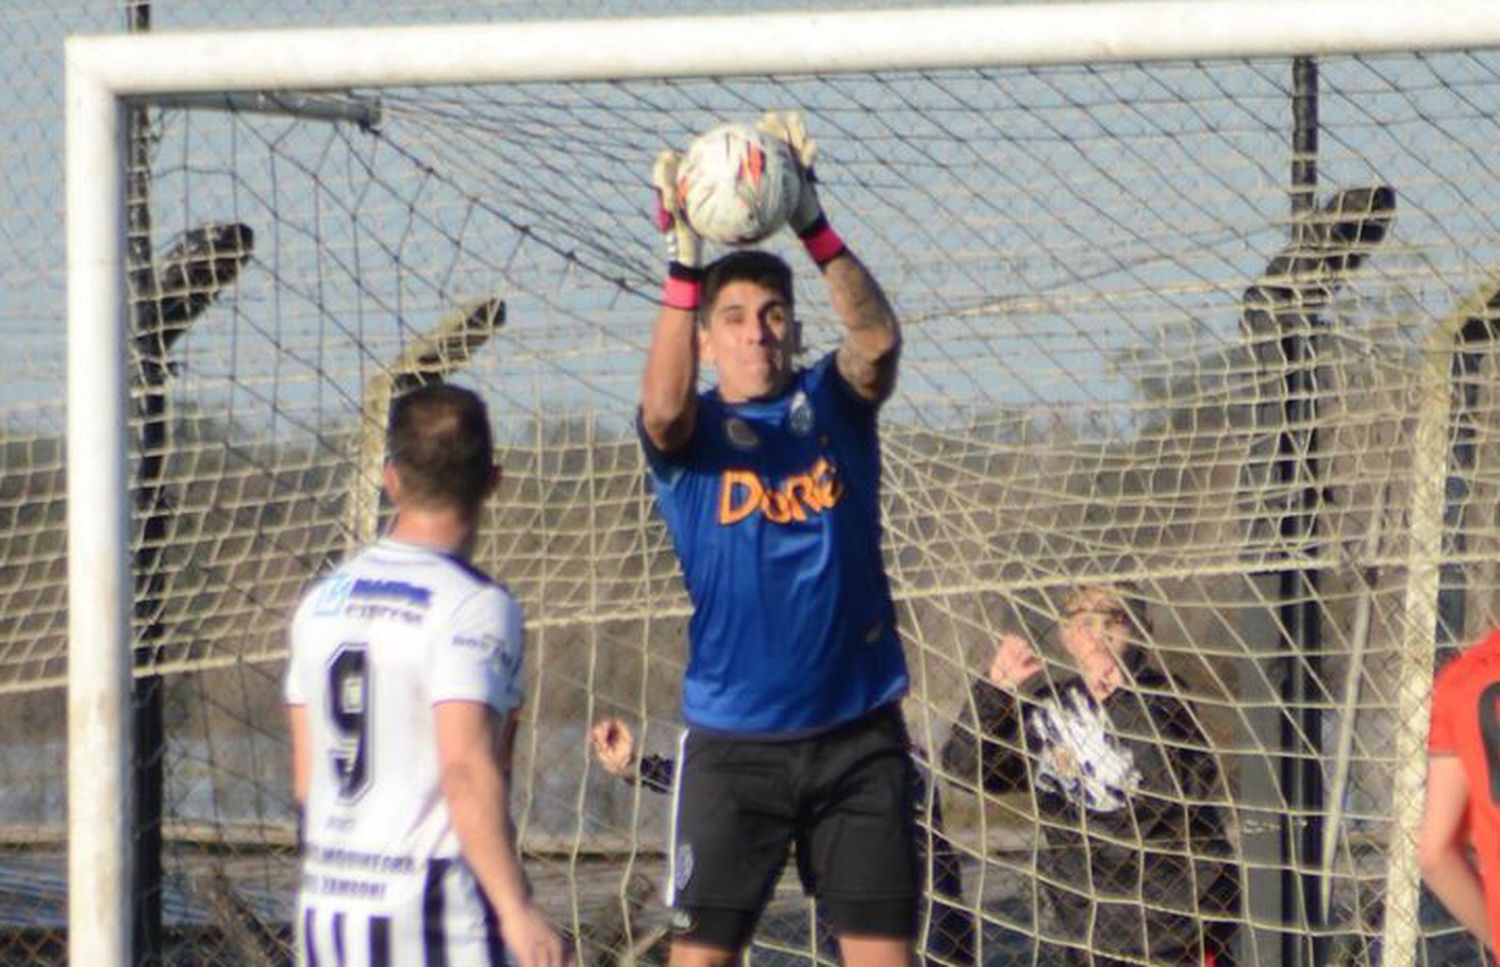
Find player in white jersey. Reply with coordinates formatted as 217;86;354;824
285;383;567;967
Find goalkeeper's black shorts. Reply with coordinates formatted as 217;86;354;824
664;703;920;949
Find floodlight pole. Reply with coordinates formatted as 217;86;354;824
128;212;258;965
1242;180;1394;967
1278;53;1326;967
348;299;505;549
123;5;170;964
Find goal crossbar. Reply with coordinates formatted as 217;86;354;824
66;0;1500;93
64;2;1500;964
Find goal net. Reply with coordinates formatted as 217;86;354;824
58;4;1500;965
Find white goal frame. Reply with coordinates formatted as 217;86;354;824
65;2;1500;964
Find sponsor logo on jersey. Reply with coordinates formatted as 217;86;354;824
350;579;432;609
455;633;524;691
452;633;500;652
333;578;434;624
718;457;843;525
305;842;417;875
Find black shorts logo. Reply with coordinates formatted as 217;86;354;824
675;842;695;889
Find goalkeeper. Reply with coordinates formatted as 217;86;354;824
639;110;915;967
941;583;1240;967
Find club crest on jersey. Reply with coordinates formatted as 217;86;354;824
788;390;814;436
724;416;759;451
718;456;843;525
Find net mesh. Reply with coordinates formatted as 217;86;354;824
30;7;1500;966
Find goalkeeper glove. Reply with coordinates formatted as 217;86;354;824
759;109;846;266
652;149;704;311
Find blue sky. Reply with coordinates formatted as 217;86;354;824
8;2;1500;443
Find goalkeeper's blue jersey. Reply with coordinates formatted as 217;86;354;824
640;352;908;737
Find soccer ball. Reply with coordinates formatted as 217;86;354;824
678;122;802;246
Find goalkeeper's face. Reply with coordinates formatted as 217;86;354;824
700;280;800;403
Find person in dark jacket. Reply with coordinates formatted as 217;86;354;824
941;584;1239;967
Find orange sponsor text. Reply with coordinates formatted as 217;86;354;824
718;458;843;525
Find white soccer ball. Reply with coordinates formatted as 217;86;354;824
678;122;802;246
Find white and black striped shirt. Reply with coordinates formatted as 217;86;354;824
286;539;525;967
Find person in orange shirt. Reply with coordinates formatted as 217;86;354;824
1419;629;1500;952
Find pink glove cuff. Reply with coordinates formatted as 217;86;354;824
662;268;702;311
798;217;846;267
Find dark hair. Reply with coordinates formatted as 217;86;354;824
1064;581;1154;639
385;382;495;512
701;250;794;322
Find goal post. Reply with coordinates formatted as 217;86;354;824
65;44;132;967
64;3;1500;965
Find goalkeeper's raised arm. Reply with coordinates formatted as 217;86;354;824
639;149;704;455
758;109;902;406
639;110;902;460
